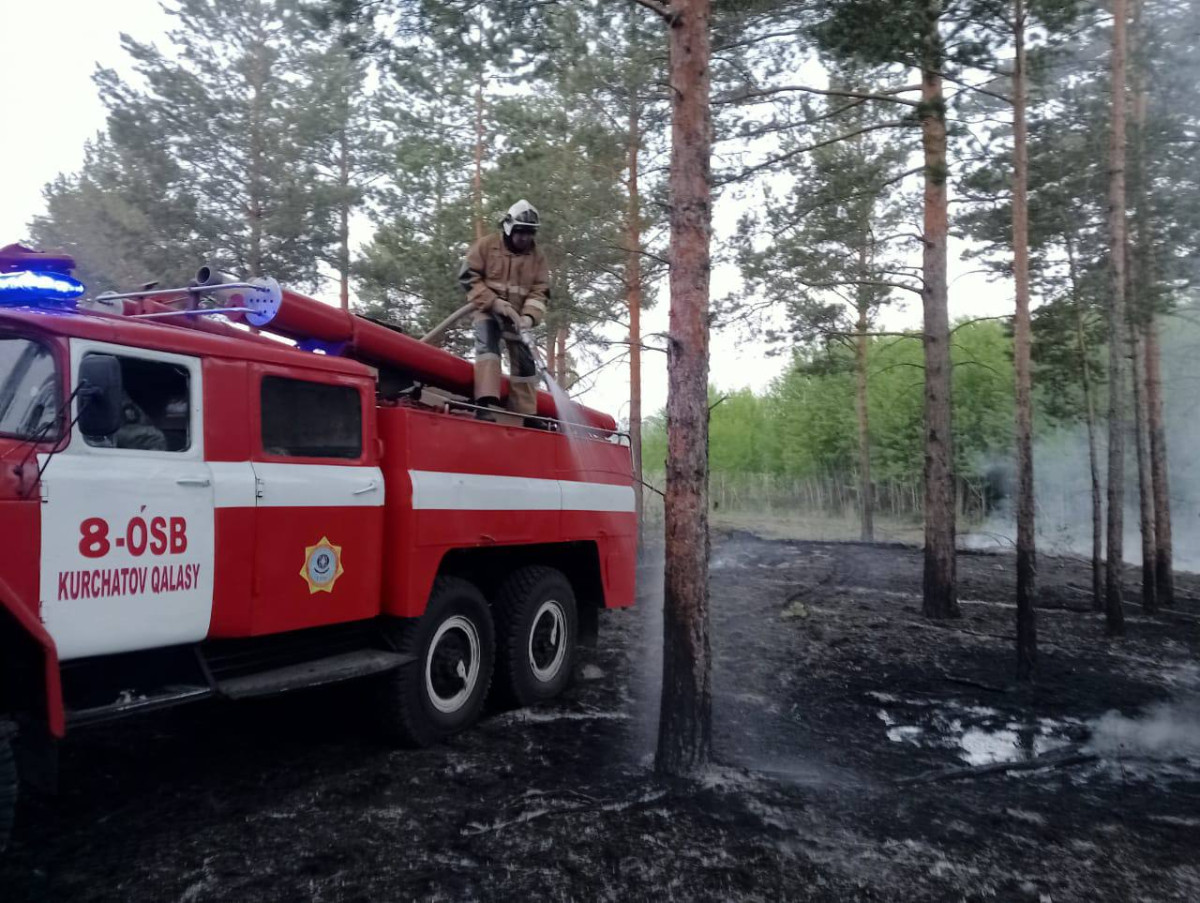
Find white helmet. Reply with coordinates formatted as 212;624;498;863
502;199;541;236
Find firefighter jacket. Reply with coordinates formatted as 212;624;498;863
458;231;549;326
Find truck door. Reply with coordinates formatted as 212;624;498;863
40;340;215;660
248;368;383;634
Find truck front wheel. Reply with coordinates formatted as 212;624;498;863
494;566;578;707
377;578;495;747
0;719;16;854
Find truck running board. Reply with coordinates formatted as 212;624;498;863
214;650;413;700
69;685;213;727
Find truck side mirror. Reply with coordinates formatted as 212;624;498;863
77;354;123;439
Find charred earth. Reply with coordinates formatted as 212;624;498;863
3;532;1199;901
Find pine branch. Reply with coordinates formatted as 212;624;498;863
728;99;870;138
950;315;1011;334
936;70;1013;105
714;28;806;54
631;0;677;25
795;278;923;298
715;83;922;108
769;168;923;237
719;120;917;185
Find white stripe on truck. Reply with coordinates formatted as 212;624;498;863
409;470;634;513
209;461;385;508
205;464;632;513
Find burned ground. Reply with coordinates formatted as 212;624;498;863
3;532;1199;902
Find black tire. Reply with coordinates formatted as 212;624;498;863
377;577;495;748
0;719;16;855
493;566;578;708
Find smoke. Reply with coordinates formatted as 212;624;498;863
632;526;665;762
965;299;1200;570
1087;699;1200;760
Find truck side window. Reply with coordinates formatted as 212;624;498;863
0;338;59;440
260;376;362;459
82;354;191;452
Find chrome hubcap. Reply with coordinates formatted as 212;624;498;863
425;616;481;713
527;600;568;683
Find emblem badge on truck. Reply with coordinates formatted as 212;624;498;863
300;537;344;594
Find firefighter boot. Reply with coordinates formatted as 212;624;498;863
505;333;540;422
474;396;500;422
473;313;504;421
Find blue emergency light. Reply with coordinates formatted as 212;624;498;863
0;269;86;308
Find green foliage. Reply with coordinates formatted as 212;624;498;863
958;0;1200;425
1031;296;1106;425
811;0;1008;72
643;320;1017;483
736;61;916;349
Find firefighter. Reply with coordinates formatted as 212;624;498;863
458;199;549;424
113;396;168;451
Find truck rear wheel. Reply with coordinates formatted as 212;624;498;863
494;566;577;708
377;578;495;748
0;719;16;854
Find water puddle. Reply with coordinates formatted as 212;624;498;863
874;695;1082;766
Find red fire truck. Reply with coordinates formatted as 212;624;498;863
0;245;637;850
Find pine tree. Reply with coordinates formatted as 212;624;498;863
1132;0;1200;609
811;0;1015;620
1011;0;1036;679
92;0;340;288
29;134;202;291
355;52;479;348
353;2;532;346
628;0;715;778
570;3;670;534
960;4;1110;613
736;66;913;543
297;18;385;308
1104;0;1130;635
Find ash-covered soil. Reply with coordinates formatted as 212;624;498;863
4;533;1200;902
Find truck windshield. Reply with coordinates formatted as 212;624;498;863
0;337;60;440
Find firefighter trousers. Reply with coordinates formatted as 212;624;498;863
473;311;539;416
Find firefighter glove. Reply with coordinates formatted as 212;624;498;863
494;299;518;323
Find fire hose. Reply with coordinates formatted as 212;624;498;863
419;302;474;346
420;302;550;389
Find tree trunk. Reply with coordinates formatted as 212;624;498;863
1068;238;1103;612
627;79;645;539
1127;0;1157;613
1104;0;1129;636
1012;0;1037;679
1145;319;1173;605
473;70;485;241
854;246;874;543
1129;0;1173;607
1130;329;1157;612
338;124;351;311
656;0;713;778
919;4;958;620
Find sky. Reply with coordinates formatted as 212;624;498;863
1;0;1014;423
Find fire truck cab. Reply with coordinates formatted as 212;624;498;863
0;247;636;851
